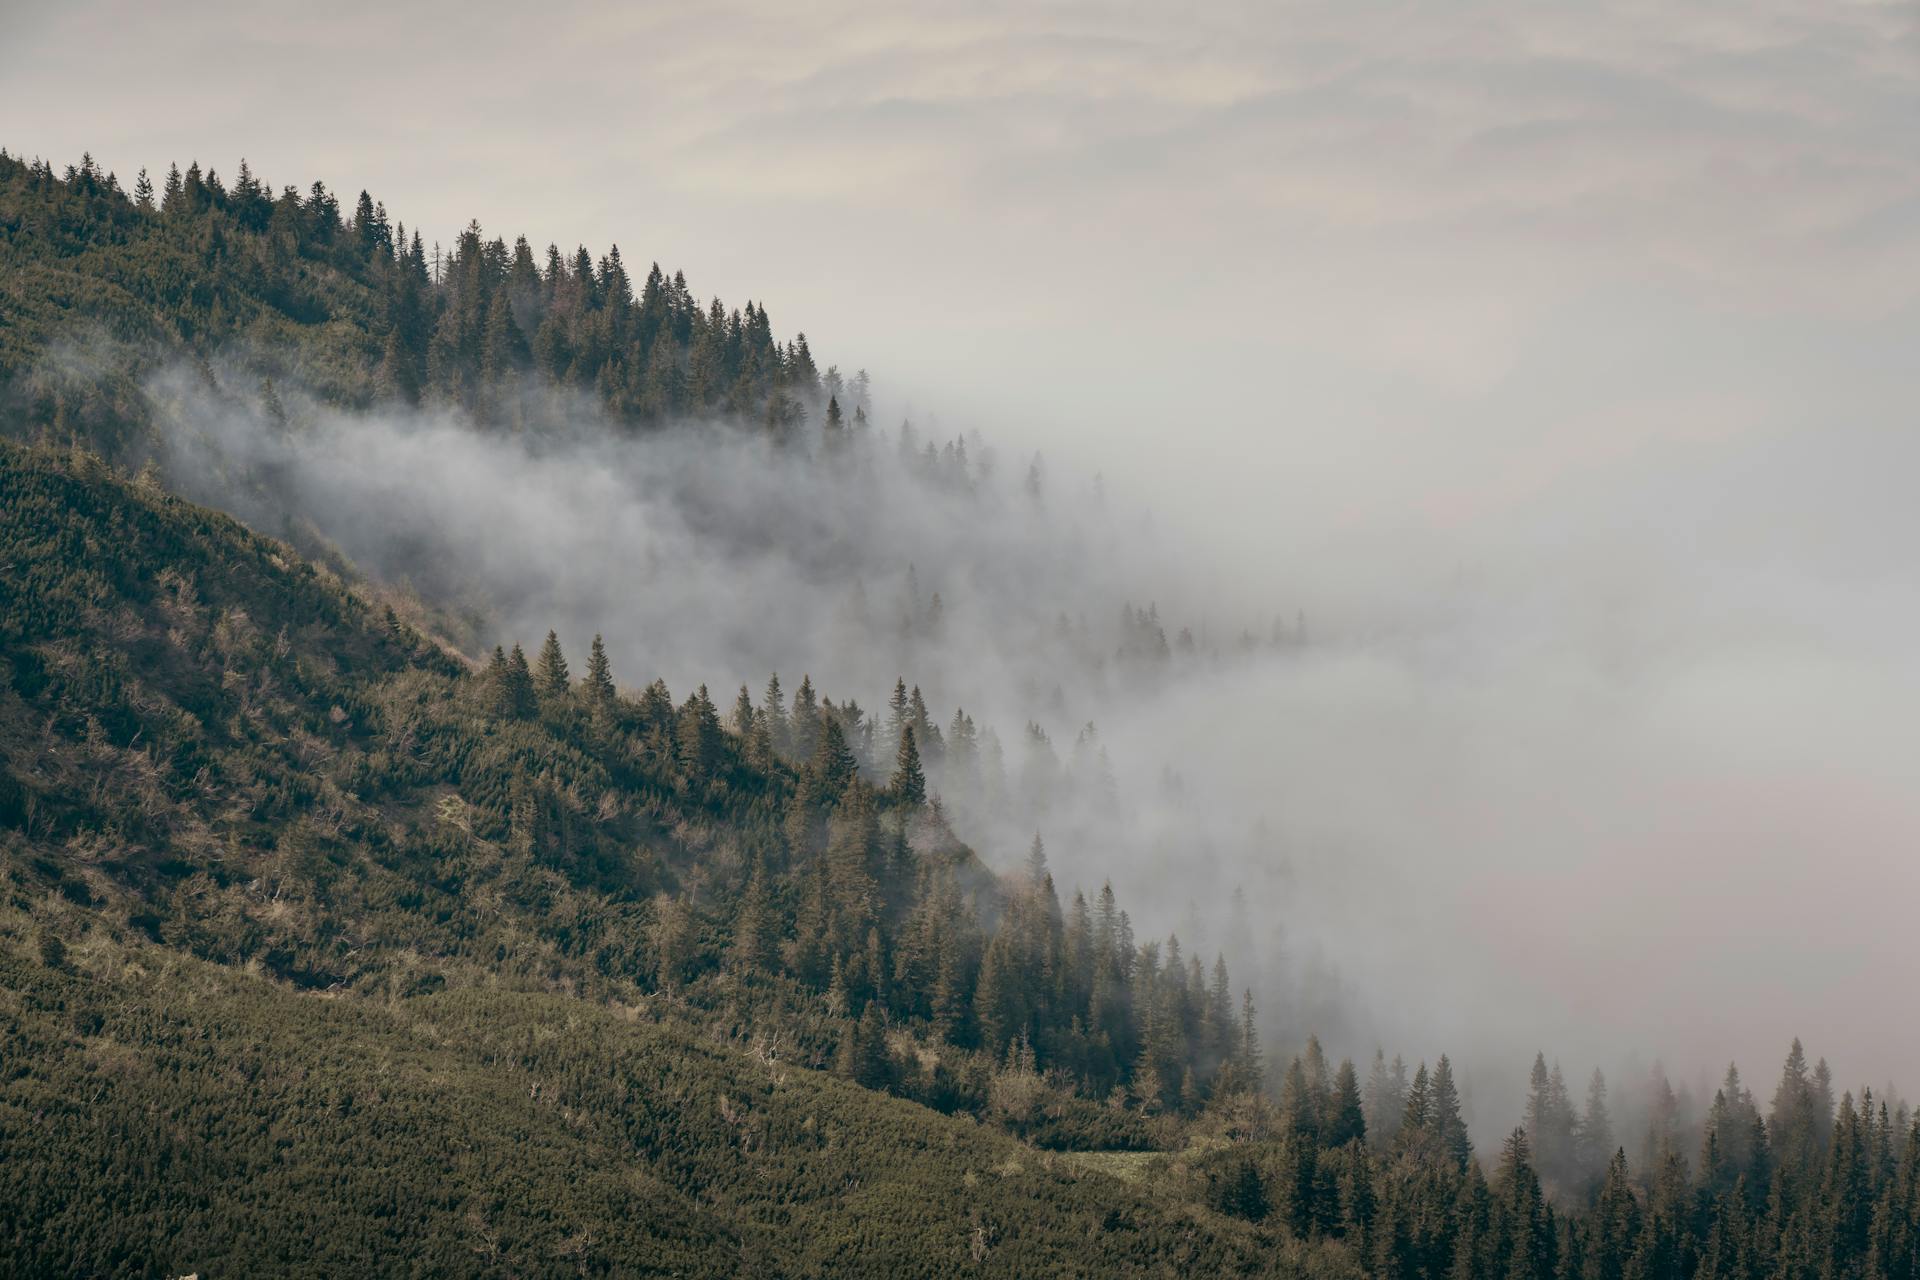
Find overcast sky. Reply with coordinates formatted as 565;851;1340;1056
7;0;1920;1096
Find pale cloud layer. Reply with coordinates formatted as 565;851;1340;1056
6;1;1920;1105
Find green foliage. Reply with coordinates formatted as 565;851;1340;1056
0;148;821;454
1;149;1916;1279
0;941;1282;1277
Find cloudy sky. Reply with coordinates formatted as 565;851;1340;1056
7;0;1920;1097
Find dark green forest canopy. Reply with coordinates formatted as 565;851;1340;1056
1;150;1917;1278
0;146;834;458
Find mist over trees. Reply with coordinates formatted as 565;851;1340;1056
0;142;1343;1057
2;150;1917;1277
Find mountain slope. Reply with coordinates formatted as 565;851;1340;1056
5;150;1919;1280
0;439;1299;1275
1;944;1292;1278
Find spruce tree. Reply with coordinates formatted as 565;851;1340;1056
1024;832;1048;885
1431;1055;1472;1169
885;678;910;753
890;725;926;807
504;645;536;718
377;328;421;404
1237;989;1263;1093
730;685;755;737
854;1001;891;1090
536;630;569;698
760;673;790;756
809;712;858;798
677;686;722;777
729;869;774;974
481;289;529;384
584;634;615;705
1327;1059;1367;1147
790;674;820;761
1365;1050;1408;1153
1398;1063;1433;1155
1578;1068;1615;1189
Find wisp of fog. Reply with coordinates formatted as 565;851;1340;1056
137;338;1920;1143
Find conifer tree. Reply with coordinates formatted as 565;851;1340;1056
1327;1059;1367;1147
1236;989;1263;1093
1492;1128;1554;1280
729;868;775;975
481;289;530;385
760;673;790;756
497;644;535;718
790;674;820;762
377;328;421;404
1024;833;1048;886
536;630;569;698
1431;1055;1472;1169
483;645;510;712
890;724;926;807
584;634;615;706
1365;1050;1408;1153
885;678;910;753
677;686;723;777
853;1001;892;1090
808;712;858;798
1281;1057;1321;1143
823;395;845;448
1578;1068;1616;1189
1399;1063;1433;1154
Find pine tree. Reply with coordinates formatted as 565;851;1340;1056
790;675;820;761
1327;1059;1367;1147
536;630;569;699
481;289;530;384
885;678;910;754
1209;1154;1270;1223
676;686;723;776
1588;1148;1640;1280
483;645;510;713
1492;1128;1554;1280
761;673;791;758
1431;1055;1472;1170
1398;1063;1433;1155
730;685;755;737
823;395;845;449
581;634;615;706
491;644;536;718
1236;989;1264;1094
1577;1068;1615;1189
730;869;775;975
853;1001;891;1090
809;712;859;798
1365;1050;1408;1153
1302;1036;1332;1121
377;328;421;404
890;724;926;807
1771;1038;1822;1192
1024;833;1049;886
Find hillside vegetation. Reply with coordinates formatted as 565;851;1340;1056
2;149;1917;1278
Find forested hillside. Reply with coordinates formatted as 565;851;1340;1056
0;148;834;447
2;150;1917;1278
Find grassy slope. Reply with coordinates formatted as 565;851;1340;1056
0;443;1318;1275
0;939;1282;1278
